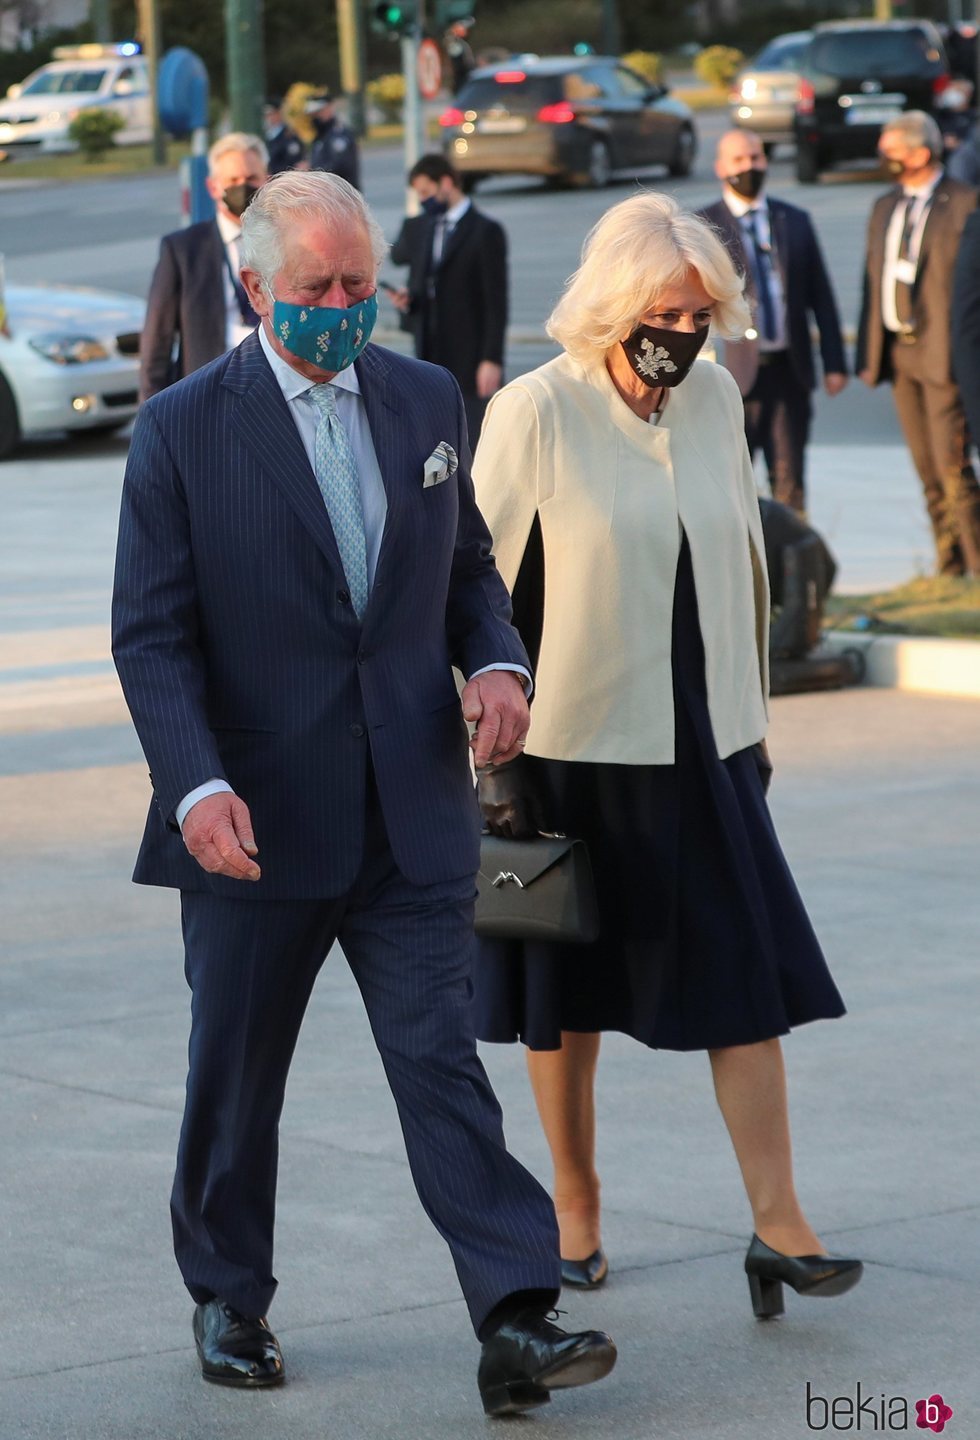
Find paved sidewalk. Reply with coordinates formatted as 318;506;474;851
2;685;978;1440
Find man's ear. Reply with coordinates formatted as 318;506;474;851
241;269;271;317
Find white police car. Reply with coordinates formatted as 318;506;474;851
0;279;144;457
0;43;152;154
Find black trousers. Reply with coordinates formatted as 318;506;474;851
743;355;812;514
171;785;560;1335
891;342;980;576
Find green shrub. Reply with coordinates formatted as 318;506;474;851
621;51;663;86
694;45;744;92
366;72;405;123
68;108;125;161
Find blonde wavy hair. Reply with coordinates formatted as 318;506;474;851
547;190;751;367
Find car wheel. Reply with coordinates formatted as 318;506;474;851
796;144;821;184
0;373;21;460
584;139;611;189
668;125;696;178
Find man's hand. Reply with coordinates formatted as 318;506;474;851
858;368;875;387
475;360;503;399
181;792;261;882
461;671;529;769
823;371;848;397
388;285;411;314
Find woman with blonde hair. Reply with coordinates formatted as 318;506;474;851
472;192;862;1318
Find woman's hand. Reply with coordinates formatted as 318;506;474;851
477;757;543;839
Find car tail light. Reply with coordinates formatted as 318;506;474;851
495;71;526;83
537;102;576;124
439;107;464;127
796;78;814;115
933;74;951;97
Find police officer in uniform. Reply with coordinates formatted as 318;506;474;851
306;88;360;190
263;97;306;175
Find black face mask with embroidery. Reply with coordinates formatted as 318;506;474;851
620;322;710;389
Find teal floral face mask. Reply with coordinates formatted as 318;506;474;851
270;291;377;370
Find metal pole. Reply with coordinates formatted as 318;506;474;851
137;0;166;165
337;0;367;137
600;0;621;56
873;0;893;20
90;0;112;43
225;0;266;136
402;31;424;176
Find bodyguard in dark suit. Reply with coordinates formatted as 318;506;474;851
262;96;305;174
858;111;980;576
112;171;615;1414
139;133;268;402
698;130;847;513
390;154;507;445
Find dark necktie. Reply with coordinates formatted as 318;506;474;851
742;212;777;342
894;195;916;331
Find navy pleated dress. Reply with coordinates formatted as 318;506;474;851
472;534;846;1053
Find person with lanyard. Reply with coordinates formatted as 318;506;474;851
697;129;847;514
857;110;980;577
389;153;507;446
139;133;268;403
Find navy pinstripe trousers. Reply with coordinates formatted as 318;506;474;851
171;785;561;1335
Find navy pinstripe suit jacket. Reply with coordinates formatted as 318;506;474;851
112;332;528;898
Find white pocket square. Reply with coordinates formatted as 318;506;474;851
423;441;458;488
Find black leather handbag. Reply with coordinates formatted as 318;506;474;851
474;832;600;945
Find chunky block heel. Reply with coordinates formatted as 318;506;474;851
748;1271;785;1319
480;1379;551;1416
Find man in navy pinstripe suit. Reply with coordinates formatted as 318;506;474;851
111;172;615;1415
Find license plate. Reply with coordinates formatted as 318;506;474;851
477;116;526;134
773;87;797;103
845;106;901;126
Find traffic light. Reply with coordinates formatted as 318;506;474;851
433;0;474;32
371;0;417;38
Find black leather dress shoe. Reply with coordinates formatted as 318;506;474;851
745;1234;864;1319
560;1249;609;1290
193;1299;285;1387
478;1308;617;1417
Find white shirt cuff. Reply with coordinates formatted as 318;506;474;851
176;779;234;830
469;663;533;698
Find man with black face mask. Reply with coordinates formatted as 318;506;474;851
697;129;847;513
857;111;980;577
140;133;269;402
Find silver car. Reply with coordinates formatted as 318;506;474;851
0;282;143;458
729;31;813;153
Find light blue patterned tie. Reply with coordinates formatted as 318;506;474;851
308;382;369;618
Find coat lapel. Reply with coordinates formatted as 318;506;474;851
916;180;951;275
222;333;346;576
354;344;405;596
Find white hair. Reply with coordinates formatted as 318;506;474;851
881;110;943;162
208;130;268;173
547;190;751;367
239;170;388;288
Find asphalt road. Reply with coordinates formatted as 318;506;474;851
1;105;899;443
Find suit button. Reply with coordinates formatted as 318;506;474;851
350;723;365;738
337;589;350;605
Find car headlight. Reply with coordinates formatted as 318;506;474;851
740;78;757;100
28;334;111;364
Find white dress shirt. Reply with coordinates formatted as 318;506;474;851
216;210;256;350
176;321;526;829
881;169;943;333
723;192;787;351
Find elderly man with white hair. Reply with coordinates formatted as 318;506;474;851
113;170;617;1415
857;109;980;576
139;131;270;401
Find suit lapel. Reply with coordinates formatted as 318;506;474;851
354;344;405;595
916;181;951;274
223;334;346;575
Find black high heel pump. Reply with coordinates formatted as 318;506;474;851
744;1234;863;1319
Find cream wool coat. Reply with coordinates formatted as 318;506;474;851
473;351;770;765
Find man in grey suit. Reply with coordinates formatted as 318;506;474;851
113;171;615;1414
139;133;269;402
857;110;980;576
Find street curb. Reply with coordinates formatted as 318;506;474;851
824;629;980;700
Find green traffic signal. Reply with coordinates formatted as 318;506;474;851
371;0;417;37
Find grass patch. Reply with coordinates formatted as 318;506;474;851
0;140;190;181
826;575;980;639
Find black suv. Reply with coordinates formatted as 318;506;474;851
439;56;697;190
794;20;950;183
